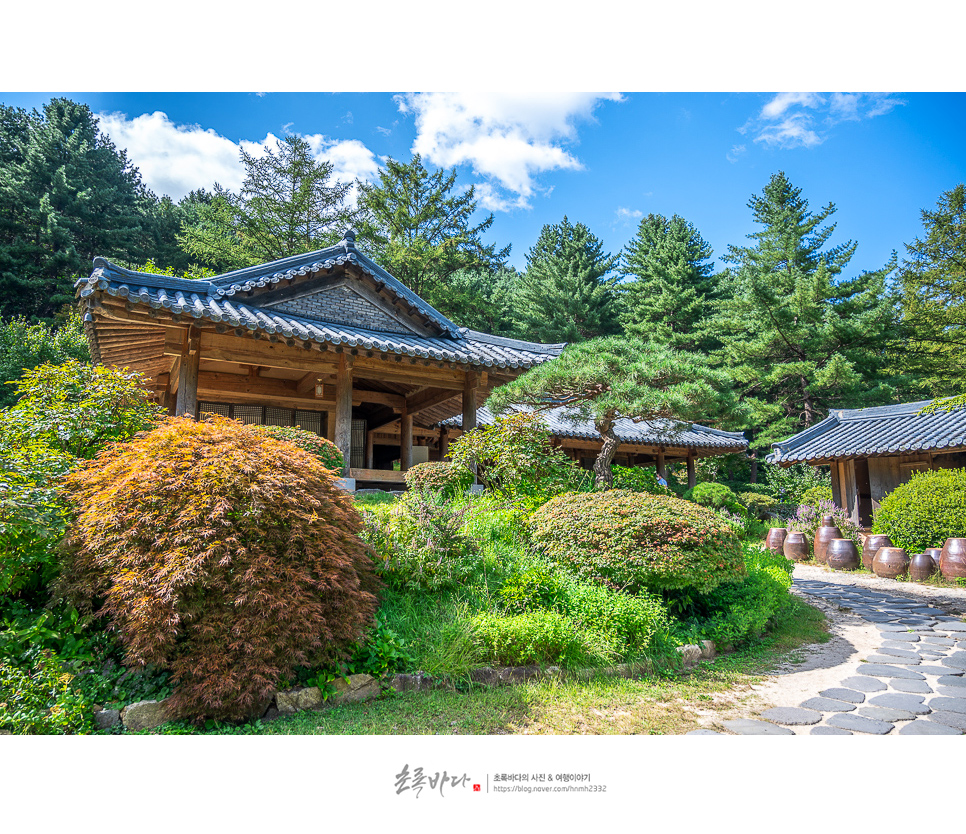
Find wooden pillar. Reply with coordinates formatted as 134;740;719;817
687;450;696;489
334;354;353;476
400;410;413;471
463;371;478;478
657;449;667;481
439;427;449;460
174;326;200;418
365;429;375;469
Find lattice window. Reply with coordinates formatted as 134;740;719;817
351;419;367;469
199;402;231;418
295;410;323;436
264;407;294;427
233;405;264;425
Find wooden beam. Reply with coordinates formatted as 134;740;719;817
406;387;457;416
334;354;353;476
348;468;406;484
175;326;201;418
296;372;317;396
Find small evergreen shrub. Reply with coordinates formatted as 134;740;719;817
256;425;345;472
59;415;379;723
404;461;474;499
611;464;672;495
799;484;833;506
685;482;742;513
872;468;966;552
471;609;606;667
739;491;778;520
528;490;745;594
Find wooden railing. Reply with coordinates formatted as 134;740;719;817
349;468;407;483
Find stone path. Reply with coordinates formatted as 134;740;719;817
689;574;966;735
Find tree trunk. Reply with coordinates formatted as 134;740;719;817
592;418;619;490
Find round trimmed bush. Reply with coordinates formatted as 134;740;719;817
257;425;344;472
60;414;379;723
403;461;474;498
872;468;966;552
685;482;741;512
528;490;745;594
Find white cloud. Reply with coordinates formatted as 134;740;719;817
96;111;379;202
746;92;905;150
615;206;643;223
726;143;746;163
396;92;623;210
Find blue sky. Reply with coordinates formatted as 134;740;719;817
2;90;963;278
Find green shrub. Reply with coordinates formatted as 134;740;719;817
471;609;607;667
449;412;582;506
256;425;345;472
0;650;93;734
528;490;745;595
799;484;833;506
611;464;672;495
765;462;832;506
403;461;474;499
685;482;742;513
739;491;778;520
498;558;566;614
872;468;966;552
363;491;481;593
59;414;379;724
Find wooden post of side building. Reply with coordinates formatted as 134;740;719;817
439;427;449;460
657;449;667;482
334;354;353;476
687;449;696;489
365;429;375;470
174;326;201;419
400;410;413;471
463;371;478;479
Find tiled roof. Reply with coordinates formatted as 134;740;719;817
440;405;748;451
767;400;966;464
76;232;566;372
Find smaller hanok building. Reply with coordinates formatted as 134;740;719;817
76;230;565;487
767;400;966;527
439;405;748;487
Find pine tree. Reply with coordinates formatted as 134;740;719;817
896;183;966;398
514;216;620;343
713;171;904;449
356;154;509;301
619;213;718;352
0;99;149;319
179;136;356;269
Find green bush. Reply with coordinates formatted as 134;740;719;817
765;462;832;505
872;468;966;552
674;546;793;648
799;484;833;506
684;482;742;513
611;464;672;495
0;650;93;734
363;491;481;592
256;425;344;472
740;491;778;520
404;461;474;499
471;609;606;667
528;490;745;595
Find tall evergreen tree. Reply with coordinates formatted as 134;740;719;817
619;213;718;351
356;154;509;301
0;98;150;319
179;136;357;269
896;183;966;398
514;216;620;343
713;171;903;450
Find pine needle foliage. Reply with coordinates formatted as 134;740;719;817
59;415;380;723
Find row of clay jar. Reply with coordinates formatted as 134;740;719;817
765;518;966;582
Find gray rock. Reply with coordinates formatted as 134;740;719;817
700;640;716;659
761;707;822;725
685;729;723;735
927;696;966;714
858;706;916;722
881;632;920;642
800;696;856;712
121;699;172;732
924;668;964;678
938;685;966;697
826;713;894;734
94;709;121;730
888;679;933;694
841;676;888;692
898;719;962;735
938;621;966;632
819;688;865;703
329;673;381;704
865;655;920;665
928;711;966;731
677;644;703;665
876;646;921;660
721;719;794;736
275;690;300;715
920;636;956;646
295;687;323;711
810;725;852;735
941;652;966;670
868;692;930;713
391;672;435;692
856;664;925;680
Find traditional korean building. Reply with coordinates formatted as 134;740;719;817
439;405;748;488
76;230;565;487
766;400;966;527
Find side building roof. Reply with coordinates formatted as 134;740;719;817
440;405;748;452
766;400;966;465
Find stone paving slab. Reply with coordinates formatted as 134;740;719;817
685;729;723;735
937;685;966;697
841;676;887;693
929;670;966;681
941;652;966;670
898;720;962;735
928;711;966;731
856;664;925;680
811;726;852;735
761;707;822;725
911;665;955;676
920;636;956;646
827;713;893;734
877;646;922;660
880;632;921;642
800;696;855;712
928;696;966;714
858;706;917;722
721;719;794;736
868;693;930;713
819;688;865;703
888;679;933;694
942;622;966;632
866;655;921;665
